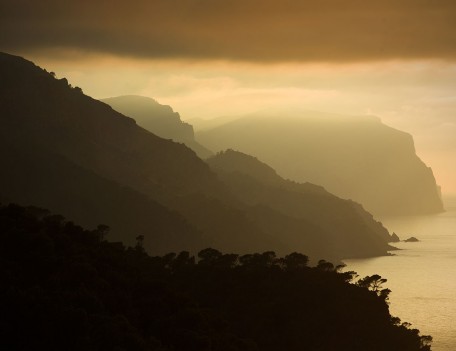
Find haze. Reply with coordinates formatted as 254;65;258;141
2;0;455;193
3;1;456;349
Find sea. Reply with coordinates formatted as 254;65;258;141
344;197;456;351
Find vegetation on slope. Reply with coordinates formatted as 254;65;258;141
0;203;432;351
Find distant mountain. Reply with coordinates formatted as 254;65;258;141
102;95;212;158
197;112;444;216
0;52;397;261
207;150;396;260
189;115;241;132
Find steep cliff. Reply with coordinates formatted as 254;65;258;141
198;112;444;215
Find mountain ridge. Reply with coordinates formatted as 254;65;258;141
0;51;398;261
0;52;290;255
207;149;396;260
197;112;444;216
101;95;213;158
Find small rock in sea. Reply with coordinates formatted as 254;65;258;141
404;236;419;242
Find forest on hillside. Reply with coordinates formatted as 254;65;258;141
0;203;432;351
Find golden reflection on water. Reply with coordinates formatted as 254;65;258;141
344;198;456;351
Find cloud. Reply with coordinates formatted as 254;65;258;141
1;0;456;62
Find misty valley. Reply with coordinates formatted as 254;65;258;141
0;52;451;350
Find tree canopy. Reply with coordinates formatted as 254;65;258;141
0;203;432;351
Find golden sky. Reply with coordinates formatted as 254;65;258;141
1;0;456;193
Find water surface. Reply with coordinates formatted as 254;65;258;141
344;197;456;351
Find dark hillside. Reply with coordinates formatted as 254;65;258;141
207;150;395;260
0;52;219;200
0;141;202;254
0;204;432;351
0;52;400;260
0;52;277;254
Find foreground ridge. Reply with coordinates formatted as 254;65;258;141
0;203;432;351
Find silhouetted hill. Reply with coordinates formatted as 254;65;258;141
0;52;279;254
0;53;217;199
0;203;432;351
0;52;399;260
0;140;203;254
102;95;213;158
207;150;396;260
197;112;444;216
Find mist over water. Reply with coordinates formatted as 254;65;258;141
344;197;456;351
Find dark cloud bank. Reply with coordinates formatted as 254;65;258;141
1;0;456;62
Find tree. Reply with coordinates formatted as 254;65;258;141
94;224;110;242
420;335;433;350
171;251;195;271
317;259;334;272
357;274;387;292
239;251;277;268
282;252;309;271
198;248;222;265
357;274;391;300
216;253;239;268
135;234;145;252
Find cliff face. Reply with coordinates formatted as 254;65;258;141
197;112;444;216
102;95;213;158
